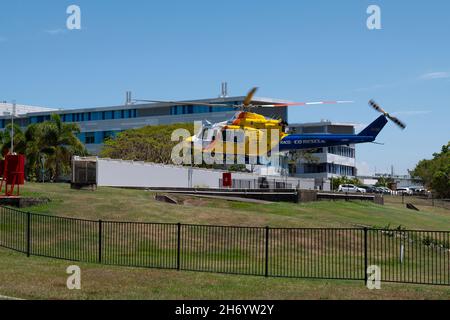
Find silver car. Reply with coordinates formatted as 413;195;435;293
338;184;366;193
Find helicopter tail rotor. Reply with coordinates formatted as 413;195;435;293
369;100;406;130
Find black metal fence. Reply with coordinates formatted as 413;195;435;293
0;206;448;285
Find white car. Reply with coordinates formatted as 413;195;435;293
396;187;413;195
338;184;366;193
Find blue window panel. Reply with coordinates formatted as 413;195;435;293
85;132;95;144
91;112;101;121
77;133;85;142
0;119;4;128
194;105;210;113
65;114;73;122
114;110;122;119
95;132;103;144
102;130;120;142
212;106;235;113
103;111;113;120
171;106;179;115
102;131;114;141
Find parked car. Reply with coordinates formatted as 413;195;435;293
376;186;393;195
338;184;366;193
358;185;379;194
396;187;413;195
410;187;427;196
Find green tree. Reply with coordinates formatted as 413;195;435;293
38;114;86;180
101;123;194;164
411;142;450;198
1;123;27;155
375;176;395;188
0;114;86;181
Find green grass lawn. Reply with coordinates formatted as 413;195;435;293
19;182;450;230
1;182;448;300
1;247;449;300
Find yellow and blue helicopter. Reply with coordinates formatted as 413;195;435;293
137;88;405;158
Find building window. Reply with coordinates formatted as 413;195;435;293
328;146;355;158
103;131;115;141
170;104;235;115
102;111;113;120
85;132;95;144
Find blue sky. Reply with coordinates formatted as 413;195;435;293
0;0;449;175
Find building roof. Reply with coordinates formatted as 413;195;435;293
0;102;58;116
0;96;292;119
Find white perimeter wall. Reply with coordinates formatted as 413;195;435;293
94;158;315;189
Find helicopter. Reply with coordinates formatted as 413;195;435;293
135;88;405;161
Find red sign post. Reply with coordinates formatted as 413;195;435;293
0;154;25;197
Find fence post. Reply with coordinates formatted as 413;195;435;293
177;223;181;271
98;219;102;263
363;227;368;284
26;212;31;257
265;226;270;277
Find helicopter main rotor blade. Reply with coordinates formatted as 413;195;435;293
253;100;354;108
243;87;258;107
133;99;231;107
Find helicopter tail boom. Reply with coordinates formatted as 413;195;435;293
357;115;388;140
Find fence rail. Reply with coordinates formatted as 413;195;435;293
0;206;448;286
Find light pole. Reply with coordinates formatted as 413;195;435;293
10;100;16;154
331;161;335;192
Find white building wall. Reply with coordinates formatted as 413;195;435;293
92;158;315;190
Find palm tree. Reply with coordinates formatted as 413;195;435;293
0;114;87;181
1;123;27;156
38;114;87;180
